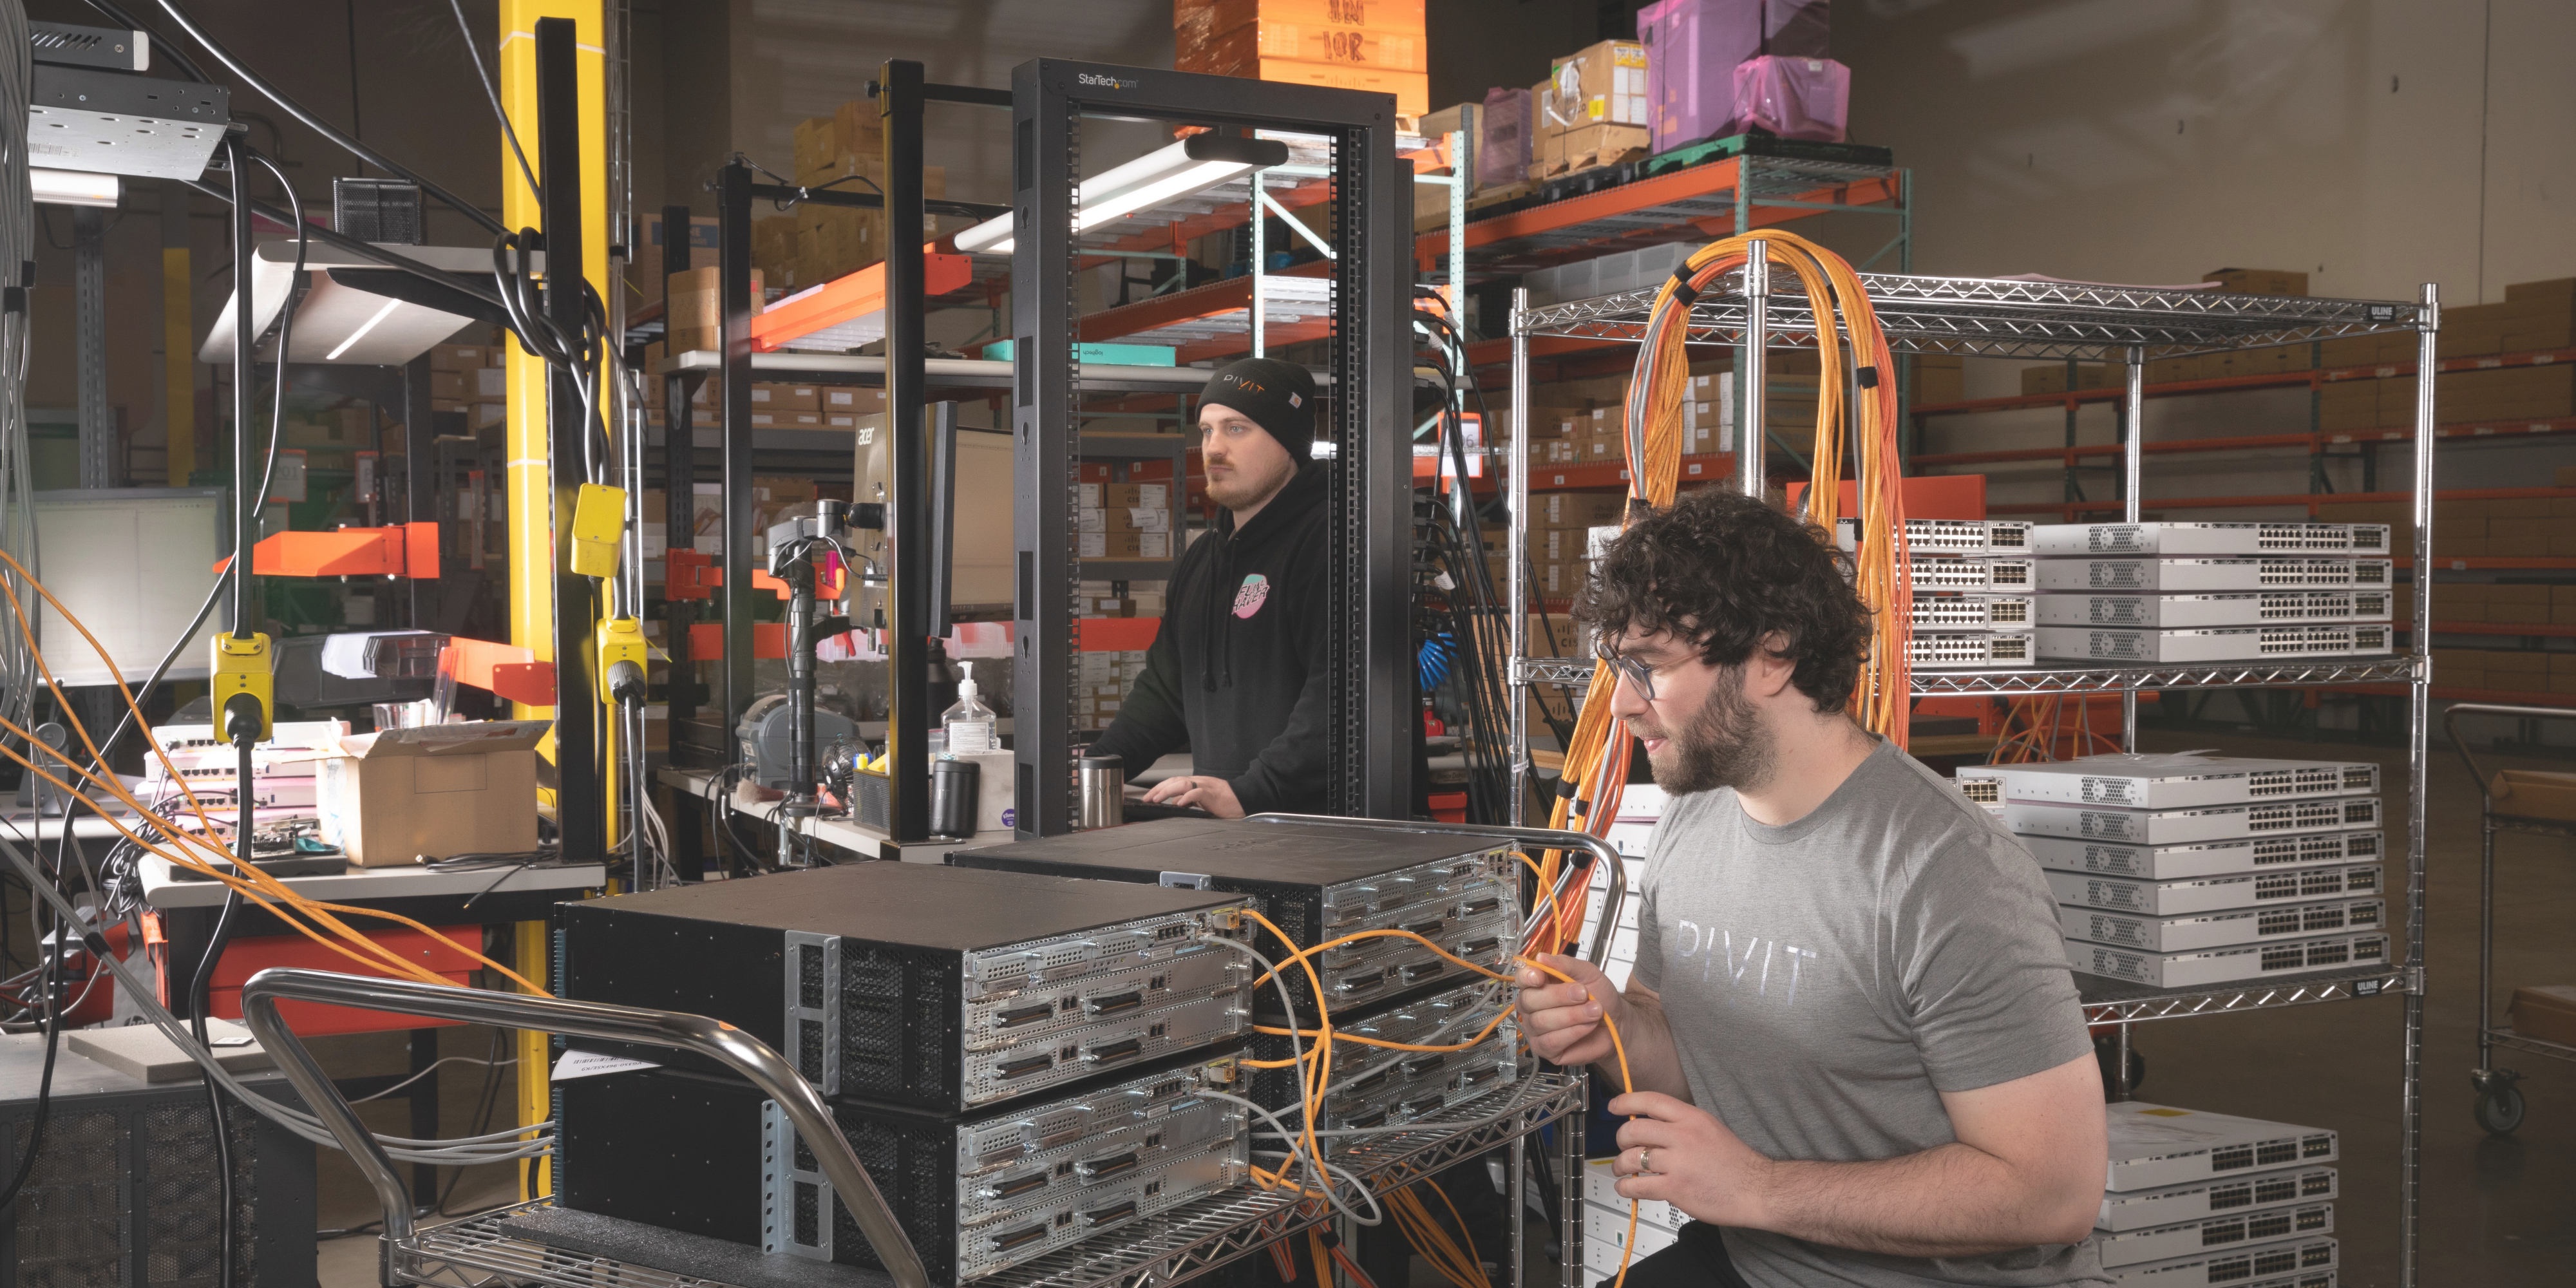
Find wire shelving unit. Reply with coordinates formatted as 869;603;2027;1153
1504;270;2439;1287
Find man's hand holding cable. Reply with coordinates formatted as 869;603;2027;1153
1607;1092;1776;1228
1513;953;1689;1098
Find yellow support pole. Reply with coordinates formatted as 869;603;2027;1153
498;0;605;1200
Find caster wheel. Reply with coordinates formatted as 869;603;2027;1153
2474;1083;2526;1135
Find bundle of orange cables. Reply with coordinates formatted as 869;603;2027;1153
1529;231;1912;954
0;545;546;996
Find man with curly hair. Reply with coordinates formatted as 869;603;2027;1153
1515;488;2108;1288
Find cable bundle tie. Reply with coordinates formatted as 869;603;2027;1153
1666;266;1700;305
1857;365;1880;388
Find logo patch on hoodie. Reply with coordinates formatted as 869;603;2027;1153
1233;573;1271;619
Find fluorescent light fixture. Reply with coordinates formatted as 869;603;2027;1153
31;167;118;207
954;132;1289;256
324;296;404;361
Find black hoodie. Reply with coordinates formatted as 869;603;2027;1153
1090;461;1330;815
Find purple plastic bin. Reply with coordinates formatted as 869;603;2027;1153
1479;86;1533;189
1639;0;1830;154
1729;55;1850;142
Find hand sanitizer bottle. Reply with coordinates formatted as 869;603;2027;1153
941;661;996;757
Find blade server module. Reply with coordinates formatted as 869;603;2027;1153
951;819;1519;1025
2046;863;2382;916
555;1048;1250;1283
2036;559;2391;592
2003;795;2381;846
2061;896;2384;953
2096;1202;2333;1269
1959;755;2378;810
1247;981;1524;1153
558;863;1254;1110
2097;1167;2338;1233
2071;929;2388;988
2034;591;2390;629
2019;831;2382;882
2029;522;2386;556
2106;1237;2335;1288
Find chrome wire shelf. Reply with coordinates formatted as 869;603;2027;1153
2076;965;2409;1025
1516;658;2417;695
1909;658;2416;695
390;1075;1586;1288
1515;272;2427;361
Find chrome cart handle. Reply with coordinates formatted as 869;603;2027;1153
237;967;931;1288
2441;703;2575;806
1244;813;1629;968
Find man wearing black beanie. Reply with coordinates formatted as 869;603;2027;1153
1090;357;1330;817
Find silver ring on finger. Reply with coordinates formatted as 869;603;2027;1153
1637;1147;1653;1175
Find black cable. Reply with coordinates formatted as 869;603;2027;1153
0;886;64;1213
442;0;538;204
189;886;244;1288
150;0;508;238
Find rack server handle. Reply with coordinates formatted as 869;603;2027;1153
237;967;931;1288
1243;813;1628;967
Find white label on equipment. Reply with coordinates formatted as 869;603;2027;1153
551;1050;660;1082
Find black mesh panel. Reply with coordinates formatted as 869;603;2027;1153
17;1110;124;1288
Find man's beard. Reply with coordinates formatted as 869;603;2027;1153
1629;667;1772;795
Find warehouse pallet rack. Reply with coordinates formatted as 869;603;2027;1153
1505;272;2441;1285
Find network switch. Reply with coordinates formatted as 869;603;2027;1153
2033;591;2391;629
1836;517;2032;556
951;819;1519;1025
2035;560;2391;593
2003;796;2382;845
1906;556;2034;592
1908;630;2034;669
1581;1157;1689;1238
2034;623;2394;663
2070;929;2388;989
2107;1237;2336;1288
1958;753;2378;810
2105;1102;2340;1191
558;863;1253;1110
1910;593;2033;630
2029;522;2382;557
2097;1202;2333;1269
555;1048;1249;1283
1582;1201;1681;1265
2019;831;2382;882
2061;896;2383;952
2046;863;2382;916
2097;1167;2338;1233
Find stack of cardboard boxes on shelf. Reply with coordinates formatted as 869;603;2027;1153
1077;480;1177;562
1077;649;1151;728
1506;491;1625;600
1529;39;1651;180
426;339;507;437
1173;0;1429;115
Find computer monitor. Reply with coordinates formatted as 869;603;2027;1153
850;401;1013;632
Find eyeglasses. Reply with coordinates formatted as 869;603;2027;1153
1593;641;1659;701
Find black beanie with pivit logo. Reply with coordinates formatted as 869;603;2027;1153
1198;357;1317;458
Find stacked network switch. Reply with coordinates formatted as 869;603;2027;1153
1958;753;2389;988
1837;519;2038;670
1579;1157;1689;1281
952;819;1531;1151
2028;522;2396;664
2097;1102;2340;1288
549;863;1262;1282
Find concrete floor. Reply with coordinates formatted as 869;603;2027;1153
304;726;2576;1288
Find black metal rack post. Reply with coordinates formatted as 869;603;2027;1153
1010;61;1408;835
882;59;931;842
717;162;758;739
538;17;602;860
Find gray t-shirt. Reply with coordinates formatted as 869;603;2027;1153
1633;737;2103;1287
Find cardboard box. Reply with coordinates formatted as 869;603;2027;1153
430;370;469;401
428;344;486;372
1234;58;1428;113
316;721;549;866
2202;267;2308;296
1180;19;1426;73
665;265;763;355
2508;983;2576;1046
1548;40;1649;130
2490;770;2576;823
1079;531;1175;560
1911;355;1965;406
